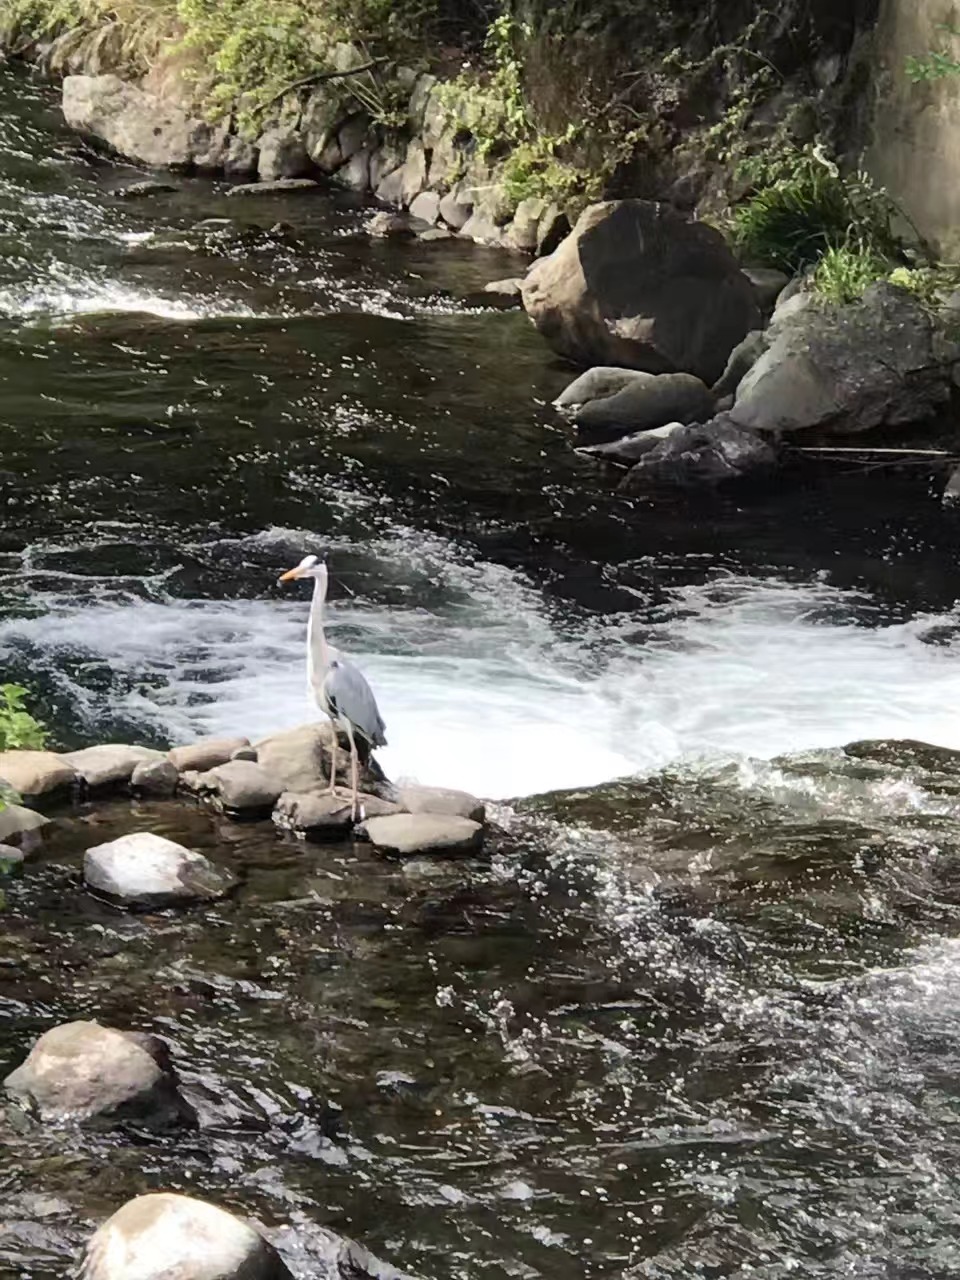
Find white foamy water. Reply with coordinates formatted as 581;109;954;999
4;550;960;797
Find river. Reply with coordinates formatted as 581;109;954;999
5;60;960;1280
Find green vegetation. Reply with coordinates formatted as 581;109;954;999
907;26;960;82
733;144;902;276
813;241;891;304
0;684;47;752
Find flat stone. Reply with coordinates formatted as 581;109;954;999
226;178;319;197
167;736;250;772
114;181;178;199
78;1193;292;1280
84;832;236;909
419;227;454;242
3;1021;194;1128
360;813;483;856
60;744;164;789
0;803;50;845
0;751;76;800
193;760;282;814
130;758;179;798
398;784;486;823
273;790;400;838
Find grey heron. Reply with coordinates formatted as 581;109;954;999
278;553;387;817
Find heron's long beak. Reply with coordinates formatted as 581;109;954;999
278;567;303;582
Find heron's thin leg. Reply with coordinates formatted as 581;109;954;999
344;719;360;820
326;719;339;794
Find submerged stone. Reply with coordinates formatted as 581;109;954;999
83;832;236;908
227;178;320;197
360;813;483;856
3;1021;195;1129
78;1193;292;1280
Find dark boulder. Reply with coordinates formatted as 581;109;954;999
618;418;778;490
573;371;715;444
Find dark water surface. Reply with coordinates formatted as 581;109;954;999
6;60;960;1280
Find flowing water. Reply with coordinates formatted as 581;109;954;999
6;59;960;1280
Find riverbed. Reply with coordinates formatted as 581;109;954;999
6;61;960;1280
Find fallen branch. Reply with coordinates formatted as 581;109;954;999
261;60;384;111
794;446;956;458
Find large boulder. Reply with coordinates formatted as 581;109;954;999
60;744;164;789
84;832;236;909
62;75;230;171
256;126;311;181
572;372;715;443
255;723;383;795
3;1021;195;1129
0;751;76;801
186;760;282;816
731;282;960;437
521;200;761;384
78;1193;292;1280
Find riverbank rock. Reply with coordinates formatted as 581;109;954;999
711;329;766;400
619;418;777;490
273;790;400;838
397;785;486;823
130;758;179;798
3;1021;195;1128
83;832;236;909
168;736;250;773
521;200;760;384
256;127;310;181
361;814;483;856
60;744;165;789
731;282;960;438
186;760;282;816
0;803;49;848
78;1193;292;1280
555;367;651;409
62;75;229;171
0;750;76;802
227;178;320;197
573;372;715;444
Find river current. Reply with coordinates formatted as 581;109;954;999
6;61;960;1280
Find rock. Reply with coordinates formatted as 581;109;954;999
223;135;259;179
536;204;571;256
397;784;486;823
62;75;229;171
192;760;283;815
231;745;259;762
339;147;371;190
419;227;454;242
60;744;164;789
83;832;236;909
743;266;791;313
227;178;319;197
408;73;437;134
114;181;178;199
711;329;766;400
167;736;250;773
0;751;76;801
409;190;441;225
366;211;428;239
398;139;428;206
731;282;960;438
130;758;179;798
369;139;405;193
483;277;523;300
555;367;652;409
336;113;370;165
254;722;382;795
78;1193;292;1280
439;191;471;230
619;418;778;490
3;1021;194;1128
0;803;50;846
256;126;311;181
521;199;760;384
944;465;960;508
360;814;483;856
273;790;400;838
575;421;685;465
461;210;505;247
0;843;25;869
573;372;715;444
504;197;546;252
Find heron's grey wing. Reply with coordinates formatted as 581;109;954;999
324;657;387;747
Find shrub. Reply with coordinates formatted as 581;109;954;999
734;144;902;275
0;684;47;752
813;241;890;304
906;27;960;82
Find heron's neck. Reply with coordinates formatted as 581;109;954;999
307;573;331;686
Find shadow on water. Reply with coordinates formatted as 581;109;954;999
7;57;960;1280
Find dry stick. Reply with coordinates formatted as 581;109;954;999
795;446;956;457
261;61;385;111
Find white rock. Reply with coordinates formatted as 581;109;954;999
3;1021;194;1128
167;737;250;773
60;744;165;788
360;813;483;856
0;750;76;800
78;1193;292;1280
84;832;236;908
130;758;179;797
398;785;485;823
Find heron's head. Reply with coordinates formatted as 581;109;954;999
278;552;327;584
